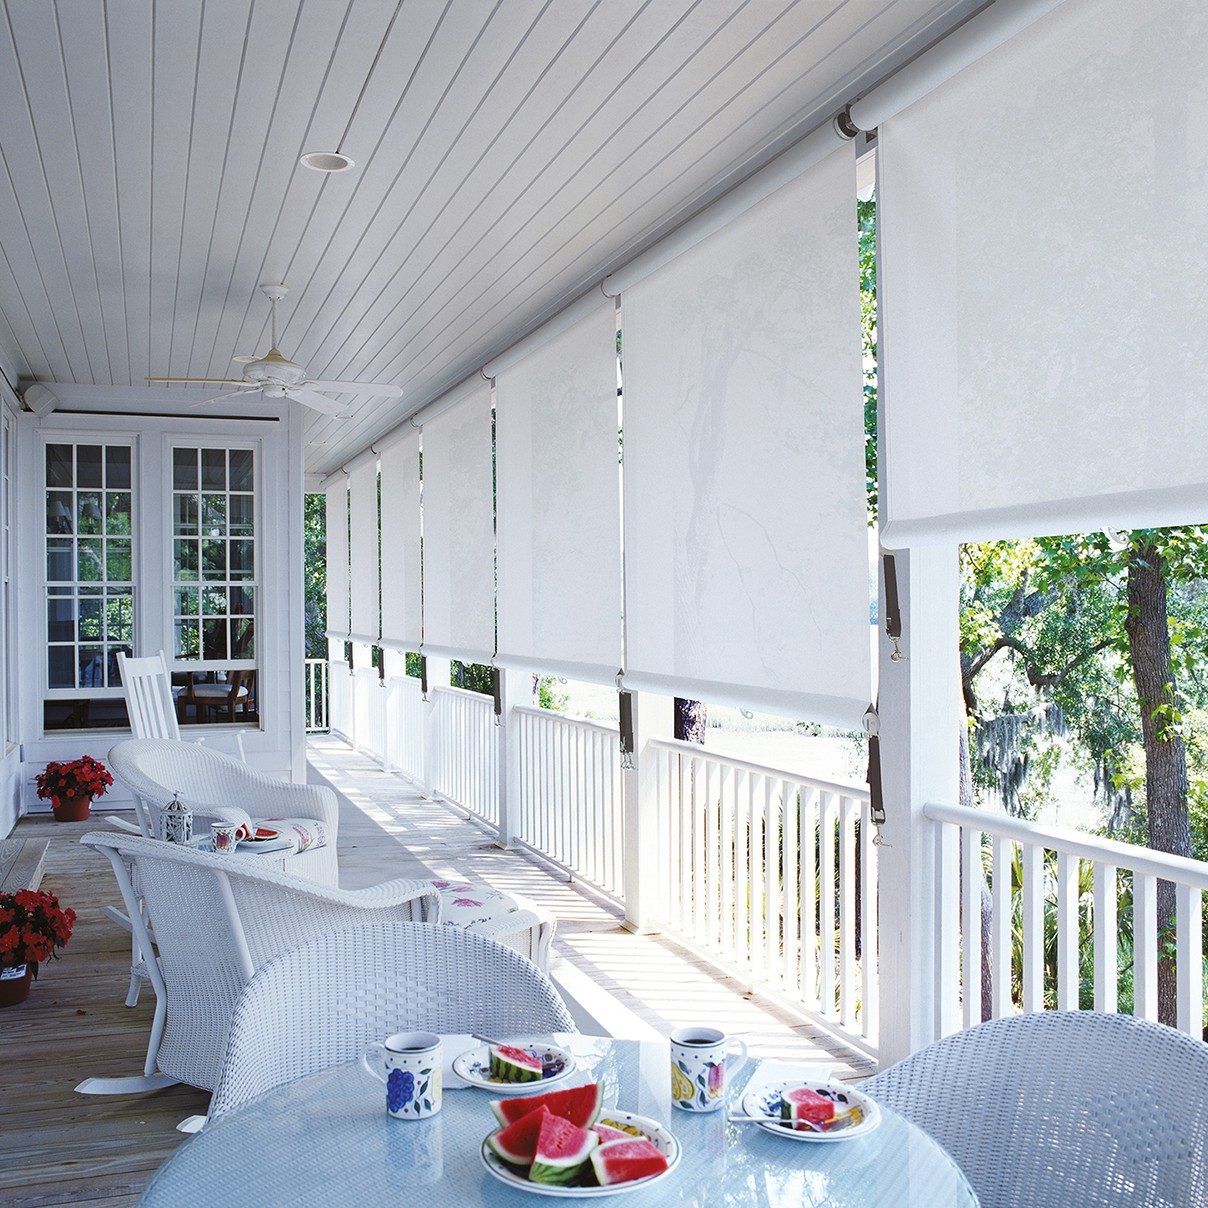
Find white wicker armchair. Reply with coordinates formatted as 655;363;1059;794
209;922;576;1122
863;1010;1208;1208
77;831;439;1105
108;738;339;885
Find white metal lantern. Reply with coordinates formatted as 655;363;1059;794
161;790;193;845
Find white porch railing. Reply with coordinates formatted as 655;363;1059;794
327;660;353;739
514;706;624;902
430;685;498;827
649;739;878;1056
304;658;328;732
927;801;1207;1041
353;668;386;763
383;675;425;783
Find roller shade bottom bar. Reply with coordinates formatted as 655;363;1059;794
419;644;496;665
493;652;621;687
618;669;871;731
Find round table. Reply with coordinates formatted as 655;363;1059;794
141;1036;976;1206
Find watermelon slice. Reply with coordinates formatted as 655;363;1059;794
592;1122;631;1144
590;1137;670;1186
487;1105;549;1166
780;1086;835;1131
490;1082;603;1128
489;1043;544;1083
530;1113;598;1186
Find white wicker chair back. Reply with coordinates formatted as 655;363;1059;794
209;922;576;1120
81;832;439;1093
864;1010;1208;1208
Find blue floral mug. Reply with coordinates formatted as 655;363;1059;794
361;1031;443;1120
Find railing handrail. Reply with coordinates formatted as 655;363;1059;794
513;704;619;737
432;684;493;704
925;800;1208;890
648;737;870;801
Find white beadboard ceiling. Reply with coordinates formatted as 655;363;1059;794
0;0;974;475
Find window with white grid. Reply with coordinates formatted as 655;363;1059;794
171;446;256;664
45;442;135;692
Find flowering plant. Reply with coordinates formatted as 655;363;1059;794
35;755;114;803
0;889;76;968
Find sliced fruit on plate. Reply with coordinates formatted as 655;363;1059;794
530;1113;599;1186
487;1105;550;1166
491;1082;603;1128
592;1122;631;1144
590;1137;670;1186
780;1087;836;1131
489;1044;544;1083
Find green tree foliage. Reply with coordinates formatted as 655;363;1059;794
303;494;327;658
858;195;877;523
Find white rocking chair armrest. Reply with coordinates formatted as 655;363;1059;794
104;815;144;835
312;878;442;920
465;907;543;945
188;803;256;832
215;779;340;834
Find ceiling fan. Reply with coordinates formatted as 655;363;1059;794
146;283;403;416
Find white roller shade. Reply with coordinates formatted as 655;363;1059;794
324;480;349;641
621;144;871;727
379;431;423;652
879;0;1208;547
347;460;379;645
420;380;495;663
496;298;621;683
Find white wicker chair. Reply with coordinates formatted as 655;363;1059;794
77;831;440;1104
208;922;576;1122
863;1011;1208;1208
108;738;340;886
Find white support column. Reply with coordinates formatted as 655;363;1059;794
622;691;673;933
422;656;450;798
876;545;962;1066
498;666;531;849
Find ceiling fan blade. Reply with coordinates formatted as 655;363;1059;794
231;355;258;365
192;387;262;407
307;379;402;399
285;387;350;417
146;376;246;384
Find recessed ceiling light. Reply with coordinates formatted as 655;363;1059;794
300;150;355;173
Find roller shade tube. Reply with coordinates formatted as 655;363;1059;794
419;643;495;665
847;0;1067;131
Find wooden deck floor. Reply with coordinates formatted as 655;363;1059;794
0;736;871;1205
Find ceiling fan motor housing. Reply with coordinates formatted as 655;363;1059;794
243;348;308;388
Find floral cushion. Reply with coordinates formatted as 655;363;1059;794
427;879;521;928
253;817;330;854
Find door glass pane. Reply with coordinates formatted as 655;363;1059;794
78;645;105;686
175;618;200;659
78;595;102;642
106;592;133;643
174;539;199;581
229;449;253;491
46;444;73;488
47;539;72;581
77;492;103;534
76;539;103;583
47;597;74;642
106;446;131;490
173;493;198;535
228;495;253;534
201;540;226;579
77;446;103;488
173;447;198;491
202;618;227;660
48;646;74;688
106;492;132;535
201;449;226;490
47;492;73;534
106;539;132;583
201;494;227;536
229;539;253;580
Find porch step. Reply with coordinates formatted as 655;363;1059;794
0;836;49;893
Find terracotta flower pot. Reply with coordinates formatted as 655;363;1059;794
0;963;33;1007
51;794;92;822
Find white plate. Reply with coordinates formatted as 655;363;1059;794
739;1080;881;1143
452;1042;576;1094
480;1108;681;1198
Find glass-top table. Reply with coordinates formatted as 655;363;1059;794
141;1035;977;1206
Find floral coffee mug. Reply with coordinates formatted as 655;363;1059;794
669;1026;749;1112
361;1031;443;1120
210;823;239;853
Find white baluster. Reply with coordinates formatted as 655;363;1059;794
1056;852;1080;1011
1133;873;1158;1022
990;836;1013;1018
1176;883;1203;1037
961;823;983;1029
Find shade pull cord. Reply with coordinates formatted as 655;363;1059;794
864;707;889;847
618;689;635;771
882;552;905;662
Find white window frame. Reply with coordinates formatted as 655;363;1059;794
165;436;259;674
40;434;138;702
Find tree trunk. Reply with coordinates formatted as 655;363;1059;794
1125;538;1192;1028
674;698;707;744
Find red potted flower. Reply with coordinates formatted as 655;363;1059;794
0;888;76;1007
35;755;114;822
